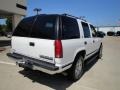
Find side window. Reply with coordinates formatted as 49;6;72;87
61;16;80;39
81;22;91;38
90;25;97;37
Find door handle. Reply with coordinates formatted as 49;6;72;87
84;41;87;45
93;40;95;43
29;42;35;46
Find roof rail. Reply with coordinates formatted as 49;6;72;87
62;13;87;22
62;13;79;19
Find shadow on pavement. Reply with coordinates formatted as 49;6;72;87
19;57;99;90
0;40;11;47
84;57;99;72
19;70;73;90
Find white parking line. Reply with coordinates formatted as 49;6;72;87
0;61;16;66
79;85;99;90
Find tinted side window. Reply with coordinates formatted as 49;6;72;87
61;16;80;39
30;15;57;39
90;25;97;37
82;22;91;38
13;16;35;37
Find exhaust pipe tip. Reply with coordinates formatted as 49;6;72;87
16;61;25;67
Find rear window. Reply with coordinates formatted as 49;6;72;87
30;15;57;39
13;16;35;37
13;15;57;40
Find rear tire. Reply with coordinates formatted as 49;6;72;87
68;55;84;81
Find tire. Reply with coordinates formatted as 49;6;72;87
68;55;84;81
98;45;103;59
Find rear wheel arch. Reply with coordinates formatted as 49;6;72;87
74;50;86;63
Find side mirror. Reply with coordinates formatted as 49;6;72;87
96;31;105;38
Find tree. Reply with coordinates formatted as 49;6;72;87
6;17;12;32
0;25;5;36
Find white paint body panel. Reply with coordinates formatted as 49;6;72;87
12;36;55;63
60;39;84;66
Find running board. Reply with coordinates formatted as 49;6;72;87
85;54;98;65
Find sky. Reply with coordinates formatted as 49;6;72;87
0;0;120;26
27;0;120;26
0;19;6;25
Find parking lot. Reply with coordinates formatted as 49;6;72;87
0;37;120;90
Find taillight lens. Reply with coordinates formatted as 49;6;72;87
55;40;63;58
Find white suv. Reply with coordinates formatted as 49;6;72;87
8;14;103;81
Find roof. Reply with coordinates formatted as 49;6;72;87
27;13;87;22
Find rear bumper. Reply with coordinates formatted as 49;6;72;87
7;53;59;72
7;53;63;74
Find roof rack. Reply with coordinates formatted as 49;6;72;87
62;13;87;22
62;13;79;19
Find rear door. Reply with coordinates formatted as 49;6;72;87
12;15;58;64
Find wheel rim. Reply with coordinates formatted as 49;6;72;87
75;58;82;78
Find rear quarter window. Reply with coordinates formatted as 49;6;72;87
61;16;80;39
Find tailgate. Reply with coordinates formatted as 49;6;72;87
12;36;55;64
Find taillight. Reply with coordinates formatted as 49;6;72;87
55;40;63;58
